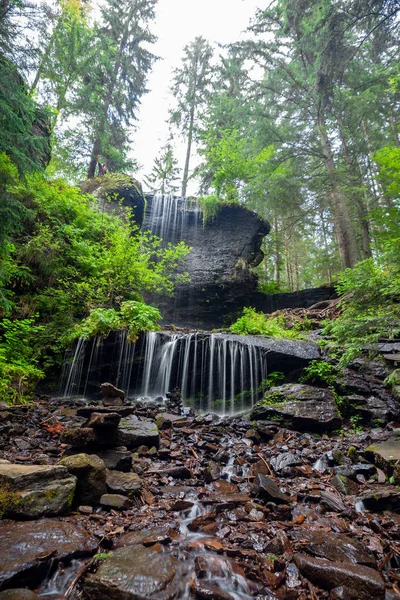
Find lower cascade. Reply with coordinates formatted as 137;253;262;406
60;331;269;413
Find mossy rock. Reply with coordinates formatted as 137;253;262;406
81;173;145;227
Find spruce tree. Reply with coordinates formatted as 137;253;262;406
170;36;213;196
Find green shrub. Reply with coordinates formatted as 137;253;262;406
0;317;45;404
300;360;338;387
229;307;302;339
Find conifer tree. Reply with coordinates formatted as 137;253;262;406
82;0;158;178
170;36;213;196
145;143;180;194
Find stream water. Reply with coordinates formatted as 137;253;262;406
37;435;255;600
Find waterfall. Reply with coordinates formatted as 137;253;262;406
142;194;201;244
59;337;86;398
136;331;268;414
60;331;268;414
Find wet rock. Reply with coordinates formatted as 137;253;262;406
106;469;142;496
250;384;342;432
155;466;192;479
0;591;40;600
118;417;159;449
320;490;347;512
100;382;125;407
291;531;375;566
86;412;121;429
365;437;400;483
94;448;132;472
116;527;172;549
165;388;183;414
61;427;96;448
270;452;303;473
100;493;131;510
84;545;178;600
331;474;359;496
203;462;222;482
0;464;76;518
60;453;106;506
0;519;97;589
251;474;290;504
294;553;385;600
192;583;237;600
155;413;186;430
360;489;400;512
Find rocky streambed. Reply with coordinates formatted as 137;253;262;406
1;366;400;599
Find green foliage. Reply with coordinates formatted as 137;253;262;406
300;360;338;387
69;301;161;343
198;195;223;225
259;372;285;393
0;157;190;374
229;307;302;339
0;317;45;404
350;414;364;433
374;147;400;198
324;238;400;365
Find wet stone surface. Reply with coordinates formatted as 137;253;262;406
0;393;400;599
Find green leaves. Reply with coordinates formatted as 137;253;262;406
229;307;303;339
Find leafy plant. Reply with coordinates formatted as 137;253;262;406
67;301;162;344
258;371;285;393
229;307;302;339
0;317;45;404
300;360;338;387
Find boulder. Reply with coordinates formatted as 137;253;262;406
118;417;159;449
100;494;131;510
60;453;106;506
365;437;400;483
106;469;142;497
100;383;125;407
83;545;179;600
291;531;375;566
0;464;76;519
0;519;97;589
250;384;342;432
251;474;290;505
94;448;132;472
294;554;384;600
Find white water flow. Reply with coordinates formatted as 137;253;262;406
142;194;201;244
60;337;86;398
137;332;268;413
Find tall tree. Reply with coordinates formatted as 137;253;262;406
80;0;157;178
170;36;213;196
145;143;180;194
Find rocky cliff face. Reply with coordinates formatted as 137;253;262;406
143;197;270;328
81;174;145;227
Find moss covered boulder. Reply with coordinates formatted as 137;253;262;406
250;384;342;432
0;464;76;519
60;453;106;506
81;173;145;227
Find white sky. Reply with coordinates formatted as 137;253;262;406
134;0;261;192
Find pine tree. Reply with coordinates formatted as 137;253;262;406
82;0;158;178
170;36;213;196
145;143;180;194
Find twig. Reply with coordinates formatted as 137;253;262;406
65;558;94;598
189;446;199;460
256;453;273;476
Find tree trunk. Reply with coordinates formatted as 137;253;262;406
273;216;281;287
87;136;101;179
337;116;372;259
181;102;195;197
317;114;360;269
